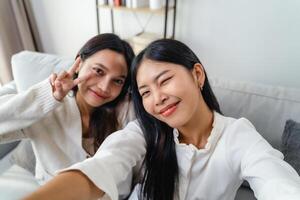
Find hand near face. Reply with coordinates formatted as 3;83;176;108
50;57;91;101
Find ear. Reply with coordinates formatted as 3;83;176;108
192;63;206;90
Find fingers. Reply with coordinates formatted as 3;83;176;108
55;81;63;94
57;70;68;81
73;72;93;86
68;57;81;76
50;73;57;86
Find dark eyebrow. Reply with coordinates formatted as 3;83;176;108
95;63;127;79
138;70;170;90
94;63;108;70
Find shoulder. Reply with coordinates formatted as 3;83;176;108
217;114;267;159
219;114;262;143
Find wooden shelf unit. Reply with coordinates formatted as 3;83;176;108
98;5;174;14
96;0;177;39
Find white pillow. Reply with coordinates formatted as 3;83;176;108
11;51;73;92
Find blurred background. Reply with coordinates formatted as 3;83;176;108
0;0;300;88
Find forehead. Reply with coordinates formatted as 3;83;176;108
85;49;128;74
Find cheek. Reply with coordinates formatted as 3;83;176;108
142;98;154;115
78;77;94;90
110;85;123;97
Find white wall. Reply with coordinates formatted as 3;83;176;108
29;0;300;88
29;0;98;58
176;0;300;89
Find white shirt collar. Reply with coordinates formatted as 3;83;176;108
172;111;225;150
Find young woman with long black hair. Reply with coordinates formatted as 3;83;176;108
23;39;300;200
0;33;134;184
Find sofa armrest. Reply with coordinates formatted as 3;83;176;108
0;81;19;160
235;186;257;200
0;141;20;159
0;81;17;96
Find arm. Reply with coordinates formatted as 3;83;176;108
240;139;300;200
23;170;104;200
24;121;146;200
0;58;89;141
0;79;61;136
227;118;300;200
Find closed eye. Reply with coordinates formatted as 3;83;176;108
141;90;150;98
161;76;173;86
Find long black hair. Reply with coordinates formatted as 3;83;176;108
131;39;221;200
73;33;134;151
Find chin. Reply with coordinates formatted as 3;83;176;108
86;98;105;108
161;119;184;129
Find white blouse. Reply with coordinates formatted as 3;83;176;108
0;79;133;184
63;112;300;200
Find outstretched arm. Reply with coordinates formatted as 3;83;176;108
23;170;104;200
24;120;146;200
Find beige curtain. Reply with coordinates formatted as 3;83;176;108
0;0;38;85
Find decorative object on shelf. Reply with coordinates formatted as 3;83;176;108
128;32;161;53
149;0;163;10
131;0;149;8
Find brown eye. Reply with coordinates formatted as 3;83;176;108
114;79;124;86
93;67;104;75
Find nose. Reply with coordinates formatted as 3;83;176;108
97;78;110;94
153;90;168;106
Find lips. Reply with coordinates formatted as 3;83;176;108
159;101;180;117
89;89;109;99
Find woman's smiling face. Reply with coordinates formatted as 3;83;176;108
137;59;202;128
76;49;128;108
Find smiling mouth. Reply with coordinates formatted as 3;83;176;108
89;89;109;99
159;101;180;117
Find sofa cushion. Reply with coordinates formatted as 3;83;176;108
210;77;300;150
0;164;39;199
11;51;73;92
282;119;300;175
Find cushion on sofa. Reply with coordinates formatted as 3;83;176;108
11;51;73;92
282;119;300;175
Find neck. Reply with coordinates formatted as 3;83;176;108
177;98;214;149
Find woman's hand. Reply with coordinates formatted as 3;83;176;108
50;57;90;101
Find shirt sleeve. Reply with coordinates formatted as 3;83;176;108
226;118;300;200
0;78;62;142
59;120;146;200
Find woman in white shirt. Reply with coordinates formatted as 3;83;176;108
23;39;300;200
0;33;134;183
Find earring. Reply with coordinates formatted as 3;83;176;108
199;84;203;91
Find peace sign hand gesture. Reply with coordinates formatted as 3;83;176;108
50;57;90;101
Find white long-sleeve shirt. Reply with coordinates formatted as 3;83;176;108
64;112;300;200
0;79;132;184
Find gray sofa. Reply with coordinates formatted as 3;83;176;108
0;51;300;199
211;76;300;199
